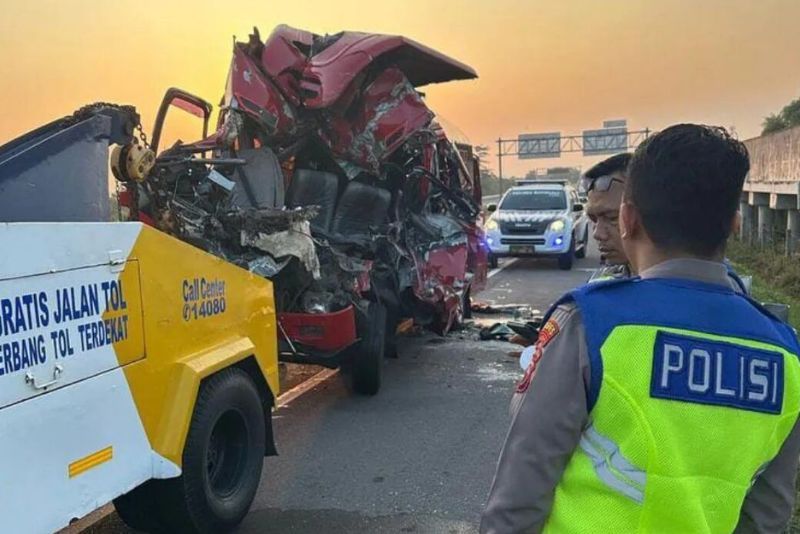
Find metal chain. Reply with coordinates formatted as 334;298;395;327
135;123;151;150
65;101;150;149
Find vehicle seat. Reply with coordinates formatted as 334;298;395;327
230;147;285;209
285;169;340;232
331;180;391;237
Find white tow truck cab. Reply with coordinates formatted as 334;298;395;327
0;106;280;533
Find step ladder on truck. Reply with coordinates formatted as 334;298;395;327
0;106;280;533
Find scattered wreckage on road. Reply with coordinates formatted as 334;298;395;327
117;25;489;394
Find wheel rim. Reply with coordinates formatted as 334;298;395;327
206;410;249;498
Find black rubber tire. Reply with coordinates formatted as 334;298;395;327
351;301;386;395
462;286;473;320
157;368;266;533
558;237;575;270
113;480;167;533
488;254;499;269
575;228;588;259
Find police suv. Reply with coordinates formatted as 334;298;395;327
484;181;589;270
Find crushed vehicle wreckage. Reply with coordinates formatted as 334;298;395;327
116;25;489;394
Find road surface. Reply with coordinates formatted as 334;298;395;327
86;241;601;534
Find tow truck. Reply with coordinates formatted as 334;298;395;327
0;106;279;533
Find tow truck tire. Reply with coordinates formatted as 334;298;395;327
489;254;499;269
558;237;575;271
351;301;386;396
160;368;266;533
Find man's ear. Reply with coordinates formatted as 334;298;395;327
620;201;637;240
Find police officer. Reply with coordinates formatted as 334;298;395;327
582;153;632;282
481;124;800;533
583;152;749;293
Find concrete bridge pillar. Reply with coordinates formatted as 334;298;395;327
758;205;774;245
739;202;754;243
788;210;800;254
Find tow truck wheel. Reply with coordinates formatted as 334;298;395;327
351;301;386;396
160;368;266;533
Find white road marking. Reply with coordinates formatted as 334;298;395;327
276;368;339;409
488;258;518;279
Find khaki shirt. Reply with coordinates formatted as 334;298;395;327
482;259;800;534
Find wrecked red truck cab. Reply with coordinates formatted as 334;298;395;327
119;25;488;396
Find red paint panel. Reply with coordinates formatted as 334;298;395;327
279;305;357;352
300;31;477;109
227;45;298;140
321;68;433;173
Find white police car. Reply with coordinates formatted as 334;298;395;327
484;181;589;270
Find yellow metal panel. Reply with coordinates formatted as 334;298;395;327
68;446;113;478
106;260;145;366
121;226;279;467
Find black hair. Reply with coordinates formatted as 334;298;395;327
585;152;632;180
626;124;750;257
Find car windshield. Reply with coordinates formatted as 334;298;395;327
500;189;566;211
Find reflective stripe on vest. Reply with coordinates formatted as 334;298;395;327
579;423;646;503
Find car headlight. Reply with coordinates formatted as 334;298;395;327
549;219;565;232
485;218;498;231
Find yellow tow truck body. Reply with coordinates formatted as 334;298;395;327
0;222;279;533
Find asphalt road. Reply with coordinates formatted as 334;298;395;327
87;240;601;534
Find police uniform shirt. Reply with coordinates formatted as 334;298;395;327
482;258;800;534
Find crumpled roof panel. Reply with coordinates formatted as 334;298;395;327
263;25;477;109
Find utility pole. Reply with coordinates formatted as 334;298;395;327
496;138;503;195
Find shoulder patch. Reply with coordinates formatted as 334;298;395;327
538;318;560;347
516;318;561;393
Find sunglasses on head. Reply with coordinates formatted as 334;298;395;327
580;174;625;193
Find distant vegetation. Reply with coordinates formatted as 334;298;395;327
727;240;800;330
474;145;581;196
475;145;515;196
761;96;800;135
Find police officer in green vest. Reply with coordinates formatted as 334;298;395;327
481;124;800;533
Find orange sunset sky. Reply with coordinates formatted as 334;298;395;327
1;0;799;176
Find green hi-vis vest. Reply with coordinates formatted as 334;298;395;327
543;277;800;533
